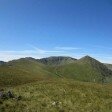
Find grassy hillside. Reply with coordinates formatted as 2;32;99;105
0;56;112;112
0;79;112;112
0;56;112;86
47;56;112;83
0;58;54;86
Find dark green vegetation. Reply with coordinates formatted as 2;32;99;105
0;56;112;86
0;79;112;112
0;56;112;112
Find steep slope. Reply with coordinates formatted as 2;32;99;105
39;56;76;66
0;58;54;86
48;56;112;83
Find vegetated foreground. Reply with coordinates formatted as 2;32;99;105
0;79;112;112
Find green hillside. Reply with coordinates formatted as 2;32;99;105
0;56;112;111
47;56;112;83
0;56;112;86
0;79;112;112
0;58;54;86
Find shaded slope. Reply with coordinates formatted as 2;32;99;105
105;64;112;70
0;61;6;65
0;58;54;86
39;56;76;66
48;56;112;83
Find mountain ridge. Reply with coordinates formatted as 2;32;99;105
38;56;77;66
47;55;112;83
0;55;112;86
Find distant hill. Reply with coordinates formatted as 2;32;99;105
38;56;76;66
105;64;112;70
0;56;112;86
47;56;112;83
0;61;6;65
0;58;53;86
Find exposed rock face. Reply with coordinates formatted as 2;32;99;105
38;56;77;66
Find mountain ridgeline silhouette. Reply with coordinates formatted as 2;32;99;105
0;56;112;86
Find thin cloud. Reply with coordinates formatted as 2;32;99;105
28;44;64;54
0;45;112;64
0;46;66;61
0;50;40;61
91;45;112;50
55;47;81;50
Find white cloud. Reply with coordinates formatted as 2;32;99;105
28;45;63;54
0;46;66;61
0;45;112;64
0;50;40;61
55;47;81;50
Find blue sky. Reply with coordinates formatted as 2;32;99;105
0;0;112;63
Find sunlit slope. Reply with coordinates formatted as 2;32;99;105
0;56;112;86
1;79;112;112
0;58;54;86
48;56;112;83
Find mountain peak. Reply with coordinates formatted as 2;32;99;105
82;55;93;59
78;55;101;64
39;56;76;66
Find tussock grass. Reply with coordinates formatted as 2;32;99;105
0;79;112;112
